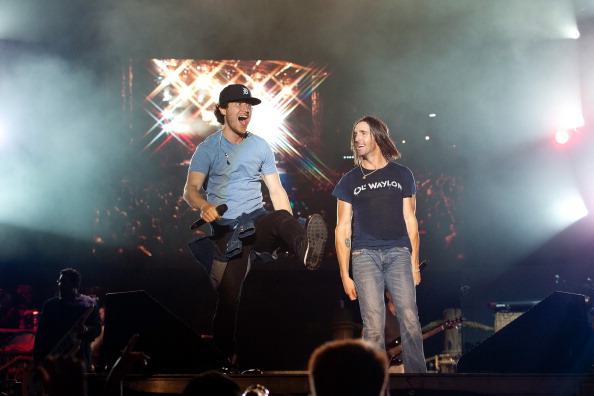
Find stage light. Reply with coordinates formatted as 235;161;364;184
555;196;588;223
554;129;571;145
556;107;584;131
552;125;586;147
567;27;580;39
143;59;335;186
249;101;285;143
145;59;329;148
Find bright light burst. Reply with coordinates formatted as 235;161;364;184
554;196;589;225
143;59;334;185
554;129;571;145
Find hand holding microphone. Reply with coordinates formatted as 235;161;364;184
190;204;228;229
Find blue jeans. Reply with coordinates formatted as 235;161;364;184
352;246;427;373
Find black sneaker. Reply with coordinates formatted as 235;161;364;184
303;214;328;270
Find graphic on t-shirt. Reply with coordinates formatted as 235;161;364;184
353;179;403;196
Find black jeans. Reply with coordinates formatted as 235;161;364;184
212;209;304;360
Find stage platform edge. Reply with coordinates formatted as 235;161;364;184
86;371;594;396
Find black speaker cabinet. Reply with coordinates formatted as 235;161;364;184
100;290;227;374
457;291;593;373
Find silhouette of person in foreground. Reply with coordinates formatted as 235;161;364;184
308;339;389;396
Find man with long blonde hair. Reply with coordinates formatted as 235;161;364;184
332;116;426;372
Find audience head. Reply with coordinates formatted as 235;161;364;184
308;339;389;396
182;370;241;396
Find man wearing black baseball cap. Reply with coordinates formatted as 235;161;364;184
184;84;328;365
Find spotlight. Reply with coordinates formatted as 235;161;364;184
568;28;580;39
554;129;571;145
553;126;585;147
556;196;588;223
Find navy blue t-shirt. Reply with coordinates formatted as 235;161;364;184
332;161;416;251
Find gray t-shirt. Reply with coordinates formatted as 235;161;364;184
188;131;278;219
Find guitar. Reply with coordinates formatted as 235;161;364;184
386;317;463;366
47;304;95;359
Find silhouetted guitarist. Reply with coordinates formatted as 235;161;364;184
33;268;102;372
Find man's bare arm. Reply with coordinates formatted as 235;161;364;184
183;171;220;222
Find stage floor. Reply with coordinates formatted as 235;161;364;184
85;371;594;396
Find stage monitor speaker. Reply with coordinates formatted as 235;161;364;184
457;291;592;373
100;290;227;374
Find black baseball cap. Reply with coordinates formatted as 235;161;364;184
218;84;261;106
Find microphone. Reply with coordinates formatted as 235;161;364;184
190;204;228;230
